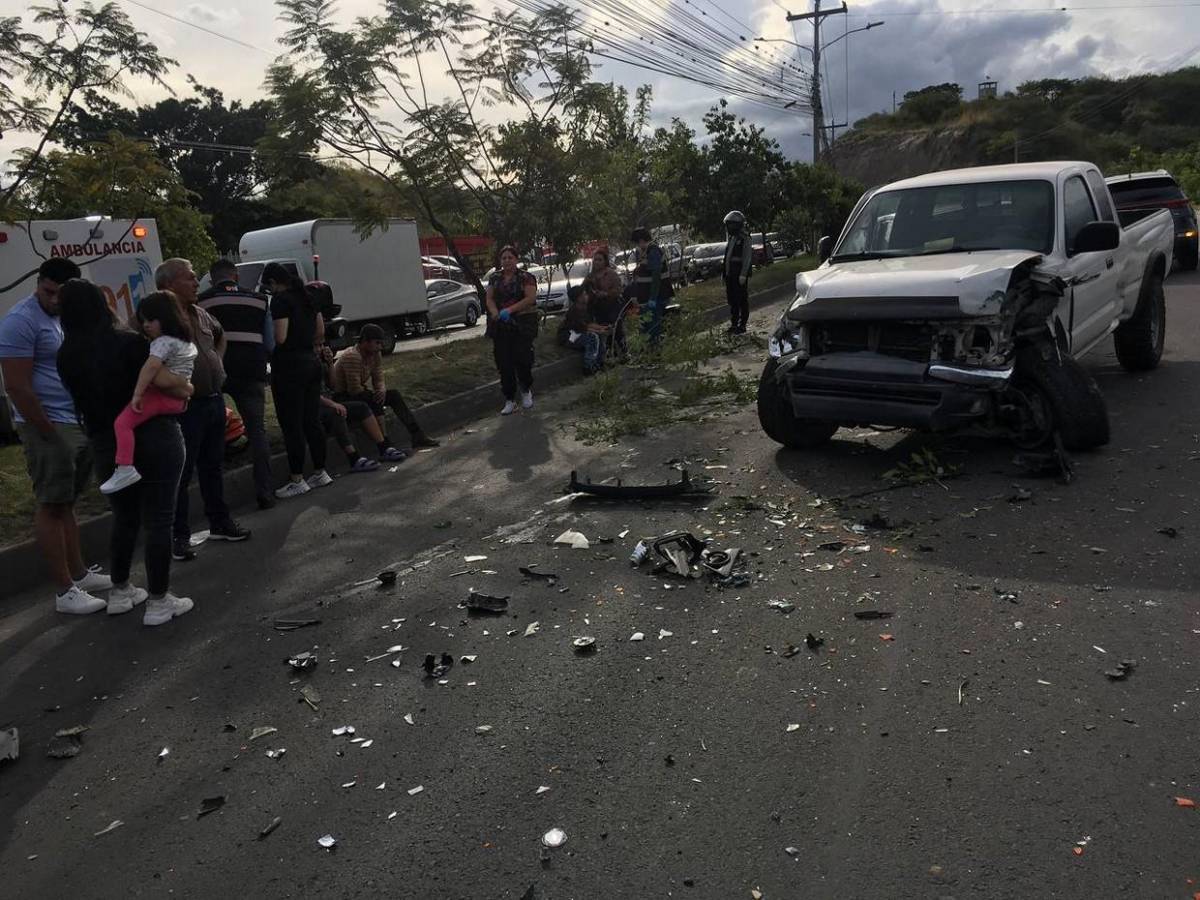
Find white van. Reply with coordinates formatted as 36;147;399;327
0;217;163;439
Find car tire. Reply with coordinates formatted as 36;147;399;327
1011;344;1109;451
1113;269;1166;372
756;359;838;449
1179;240;1198;272
464;304;480;327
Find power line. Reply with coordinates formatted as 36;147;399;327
848;2;1200;15
120;0;271;53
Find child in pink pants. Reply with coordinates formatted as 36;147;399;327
100;291;198;495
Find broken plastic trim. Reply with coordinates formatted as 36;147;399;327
567;468;708;499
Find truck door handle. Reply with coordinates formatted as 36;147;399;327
1072;272;1101;285
1105;257;1114;269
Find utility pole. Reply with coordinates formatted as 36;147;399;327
787;0;847;165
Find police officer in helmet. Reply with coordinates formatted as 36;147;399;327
723;210;752;334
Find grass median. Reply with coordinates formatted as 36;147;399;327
0;256;813;548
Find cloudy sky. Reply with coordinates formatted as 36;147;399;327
6;0;1200;162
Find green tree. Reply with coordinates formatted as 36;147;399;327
0;1;174;220
899;83;963;126
12;134;217;269
697;100;788;239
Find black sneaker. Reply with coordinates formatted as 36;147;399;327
256;494;276;511
209;520;251;542
172;539;197;562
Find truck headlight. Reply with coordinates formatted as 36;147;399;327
769;324;808;359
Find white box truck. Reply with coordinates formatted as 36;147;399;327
0;217;163;439
234;218;429;354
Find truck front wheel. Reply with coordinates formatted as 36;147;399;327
757;359;838;449
1113;270;1165;371
1010;344;1109;451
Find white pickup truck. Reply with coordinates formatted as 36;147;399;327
758;161;1174;451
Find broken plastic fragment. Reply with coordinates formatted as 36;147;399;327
461;655;477;663
407;785;424;796
573;636;596;653
785;846;800;856
265;748;287;760
249;726;278;741
388;811;398;820
536;785;551;794
376;782;386;790
465;592;509;614
258;816;281;840
317;834;336;849
0;727;18;763
423;653;454;678
464;555;488;563
158;747;169;760
541;827;567;848
630;632;645;642
553;530;590;549
360;740;373;748
403;713;415;726
524;621;541;637
854;610;892;620
342;781;356;789
475;725;493;735
786;723;800;733
1175;796;1196;808
94;820;124;837
805;633;824;652
288;651;318;671
197;796;226;818
658;629;673;640
767;599;795;614
331;725;356;736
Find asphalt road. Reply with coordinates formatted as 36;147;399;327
2;268;1199;899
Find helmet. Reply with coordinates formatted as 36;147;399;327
723;210;746;226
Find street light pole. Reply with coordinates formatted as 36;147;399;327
784;2;848;164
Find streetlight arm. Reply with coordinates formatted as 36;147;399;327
756;20;883;55
819;20;884;52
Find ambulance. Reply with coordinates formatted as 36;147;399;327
0;217;163;439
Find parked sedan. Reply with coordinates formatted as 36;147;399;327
687;242;727;281
425;279;482;329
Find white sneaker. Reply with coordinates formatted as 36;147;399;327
107;584;148;615
500;400;517;416
306;469;334;490
99;465;142;494
275;479;311;499
55;586;107;615
143;592;194;626
521;390;534;410
74;565;113;593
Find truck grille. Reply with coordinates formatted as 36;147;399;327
812;322;934;363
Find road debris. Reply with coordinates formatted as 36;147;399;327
630;540;651;565
1157;526;1178;538
786;723;800;733
652;532;706;576
1175;797;1196;808
317;834;337;850
805;633;824;652
541;827;567;848
879;633;894;641
658;629;673;640
854;610;893;620
331;725;356;736
265;748;286;760
568;468;705;499
273;618;321;632
630;632;645;642
1;727;19;763
519;566;559;584
1104;660;1137;681
537;785;551;795
258;817;282;840
423;654;454;678
300;685;321;710
524;621;541;637
573;636;597;653
250;726;278;741
158;747;170;761
958;679;968;706
465;592;509;614
288;651;318;671
46;725;88;759
553;530;590;549
475;725;493;735
464;555;488;563
407;785;425;796
767;600;795;614
197;796;226;818
94;820;124;837
404;713;415;726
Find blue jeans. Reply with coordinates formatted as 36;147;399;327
174;393;230;541
582;332;606;373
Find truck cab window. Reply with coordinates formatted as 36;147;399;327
1064;176;1098;255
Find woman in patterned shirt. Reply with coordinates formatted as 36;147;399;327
485;245;539;415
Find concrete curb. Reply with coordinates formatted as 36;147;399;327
0;277;797;597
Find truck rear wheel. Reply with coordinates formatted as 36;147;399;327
377;325;397;355
757;359;838;449
1011;344;1109;451
1113;270;1165;372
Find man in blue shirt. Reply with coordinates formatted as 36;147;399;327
0;258;113;614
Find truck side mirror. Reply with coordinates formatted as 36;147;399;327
1072;221;1119;255
817;235;834;263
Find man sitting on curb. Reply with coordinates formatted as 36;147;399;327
556;285;611;375
330;324;439;450
318;345;403;470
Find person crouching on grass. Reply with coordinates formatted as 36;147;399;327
99;291;197;494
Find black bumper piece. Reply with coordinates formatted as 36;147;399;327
782;352;995;431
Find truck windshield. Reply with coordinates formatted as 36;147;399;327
834;179;1055;260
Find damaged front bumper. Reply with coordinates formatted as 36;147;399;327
774;351;1013;430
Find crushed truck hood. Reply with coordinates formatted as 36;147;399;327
788;250;1044;319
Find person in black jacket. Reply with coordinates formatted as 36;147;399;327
198;258;276;509
56;279;196;626
723;210;753;334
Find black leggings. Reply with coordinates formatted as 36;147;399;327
93;418;185;596
492;317;538;400
725;275;749;329
272;353;327;475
